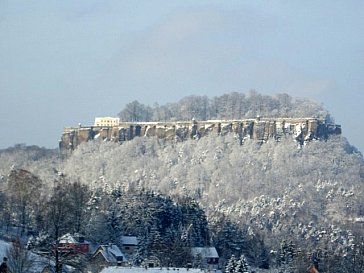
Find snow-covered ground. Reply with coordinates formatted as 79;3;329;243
0;239;55;273
100;267;217;273
0;240;10;262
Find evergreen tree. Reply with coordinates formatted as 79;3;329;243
234;255;250;273
225;255;237;273
105;197;123;243
276;240;295;273
241;255;250;273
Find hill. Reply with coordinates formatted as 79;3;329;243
0;92;363;272
59;93;364;270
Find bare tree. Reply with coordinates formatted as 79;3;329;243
6;239;34;273
118;100;152;122
5;168;43;234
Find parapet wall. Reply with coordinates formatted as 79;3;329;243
59;118;341;155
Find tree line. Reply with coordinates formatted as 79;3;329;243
0;168;217;268
118;91;332;122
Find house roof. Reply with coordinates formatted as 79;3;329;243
191;247;219;258
58;233;88;244
94;245;124;263
121;236;138;246
59;233;78;244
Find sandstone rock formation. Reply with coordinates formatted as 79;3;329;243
59;118;341;156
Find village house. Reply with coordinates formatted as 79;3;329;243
191;247;219;269
56;233;89;254
142;256;161;268
120;236;138;255
91;244;125;267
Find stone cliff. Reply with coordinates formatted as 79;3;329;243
59;118;341;156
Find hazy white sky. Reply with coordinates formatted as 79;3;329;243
0;0;363;152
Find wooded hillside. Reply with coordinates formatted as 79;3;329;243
0;92;363;272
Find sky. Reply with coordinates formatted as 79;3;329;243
0;0;363;152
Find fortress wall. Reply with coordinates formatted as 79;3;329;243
99;128;110;140
111;127;119;141
60;118;341;153
268;121;276;138
77;128;91;143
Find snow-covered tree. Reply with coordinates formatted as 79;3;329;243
225;255;250;273
225;255;237;273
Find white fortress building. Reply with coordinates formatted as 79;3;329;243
94;117;120;127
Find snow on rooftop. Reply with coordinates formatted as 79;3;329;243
97;245;124;263
191;247;219;258
58;233;87;244
107;245;124;257
121;236;138;245
58;233;78;244
100;267;205;273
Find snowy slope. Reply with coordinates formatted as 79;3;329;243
0;239;56;273
100;267;209;273
0;240;10;262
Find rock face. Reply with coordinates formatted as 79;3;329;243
59;118;341;156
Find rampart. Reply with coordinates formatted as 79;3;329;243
59;118;341;155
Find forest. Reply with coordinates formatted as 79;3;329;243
0;92;363;273
118;91;333;122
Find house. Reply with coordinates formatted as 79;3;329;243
142;256;160;268
191;247;219;269
120;236;138;255
56;233;89;254
92;244;125;266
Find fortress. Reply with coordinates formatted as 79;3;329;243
59;117;341;156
